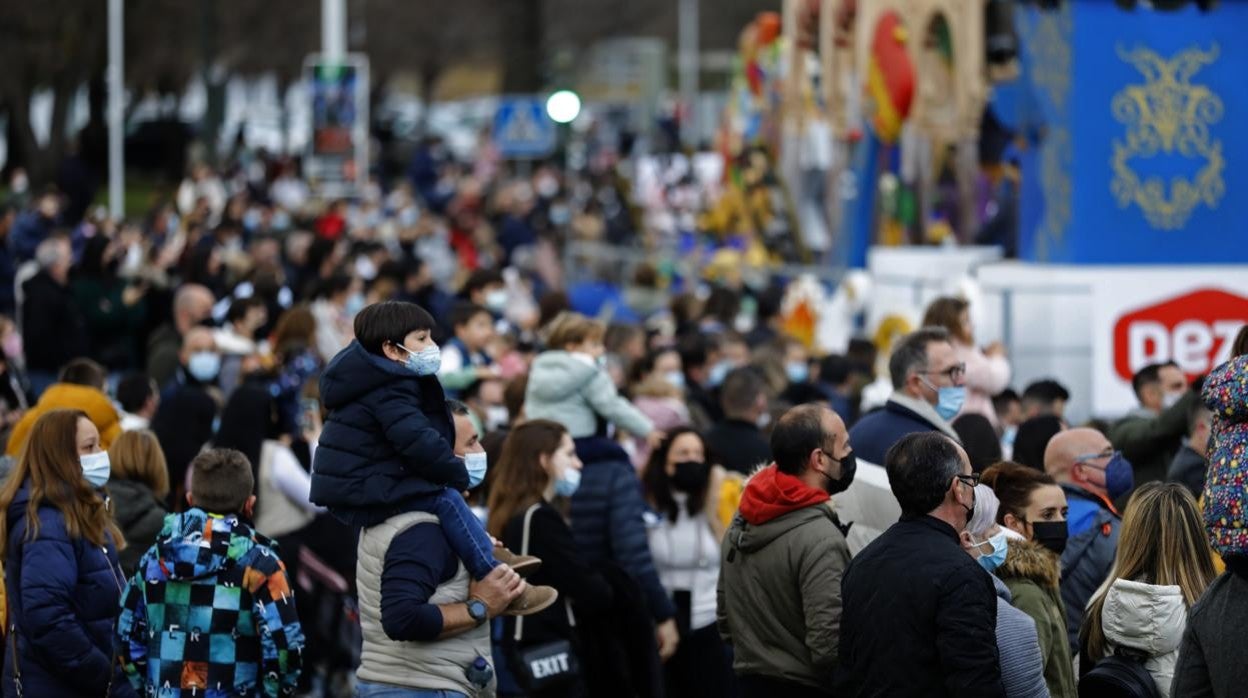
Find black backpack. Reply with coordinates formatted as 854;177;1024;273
1078;648;1162;698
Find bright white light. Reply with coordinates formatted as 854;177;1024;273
546;90;581;124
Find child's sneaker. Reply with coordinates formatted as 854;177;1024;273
495;546;542;577
504;584;559;616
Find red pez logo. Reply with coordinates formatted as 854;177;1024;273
1113;289;1248;382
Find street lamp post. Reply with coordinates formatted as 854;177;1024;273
108;0;124;219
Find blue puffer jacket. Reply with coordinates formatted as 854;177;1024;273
311;340;466;527
569;437;675;622
2;483;136;698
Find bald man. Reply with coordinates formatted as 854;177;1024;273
1044;428;1124;655
147;283;216;387
151;326;222;508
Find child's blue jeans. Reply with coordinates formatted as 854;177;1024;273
407;487;499;580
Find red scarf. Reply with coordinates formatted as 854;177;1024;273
739;464;830;525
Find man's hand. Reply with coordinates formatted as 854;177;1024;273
469;564;524;618
655;619;680;662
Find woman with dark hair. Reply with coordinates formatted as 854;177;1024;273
488;420;614;698
953;413;1005;474
1012;415;1066;471
0;409;135;697
642;428;738;698
72;234;148;371
922;296;1011;426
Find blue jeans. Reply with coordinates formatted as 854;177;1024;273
356;681;467;698
408;487;499;580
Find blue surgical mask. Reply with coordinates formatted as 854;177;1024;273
345;292;367;317
399;343;442;376
1002;425;1018;448
786;362;810;384
664;371;686;390
708;361;732;388
974;530;1010;573
188;351;221;383
554;467;581;497
464;452;488;489
81;451;111;488
923;377;966;421
1104;451;1135;501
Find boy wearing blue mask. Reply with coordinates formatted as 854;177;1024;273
311;301;556;616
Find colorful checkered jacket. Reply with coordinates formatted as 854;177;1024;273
115;508;304;697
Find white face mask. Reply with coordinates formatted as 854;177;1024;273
1162;391;1183;410
81;451;111;488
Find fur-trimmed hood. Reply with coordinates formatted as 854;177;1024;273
997;538;1061;589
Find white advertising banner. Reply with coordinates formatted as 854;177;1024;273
1090;269;1248;415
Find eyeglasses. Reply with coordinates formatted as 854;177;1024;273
1074;449;1116;467
954;473;980;488
921;363;967;382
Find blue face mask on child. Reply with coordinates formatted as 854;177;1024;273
399;343;442;376
464;452;488;489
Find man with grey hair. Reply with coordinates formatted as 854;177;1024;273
848;327;966;466
838;432;1004;696
20;234;87;397
147;282;216;387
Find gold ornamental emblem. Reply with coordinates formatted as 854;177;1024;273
1110;44;1225;230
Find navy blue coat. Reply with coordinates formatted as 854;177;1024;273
311;340;467;527
569;437;676;622
848;399;946;466
2;484;136;698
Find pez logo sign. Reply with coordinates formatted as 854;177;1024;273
1113;289;1248;381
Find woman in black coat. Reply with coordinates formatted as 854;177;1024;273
107;429;170;576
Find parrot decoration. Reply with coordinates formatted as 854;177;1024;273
865;11;916;144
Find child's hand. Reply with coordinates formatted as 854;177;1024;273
646;430;667;451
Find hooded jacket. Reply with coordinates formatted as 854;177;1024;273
1059;483;1120;654
1108;390;1197;490
310;340;465;527
116;509;304;697
1202;355;1248;557
717;465;850;692
1099;579;1186;698
524;350;654;439
2;483;134;698
5;382;122;456
998;539;1077;698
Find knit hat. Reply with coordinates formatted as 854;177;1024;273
1202;355;1248;557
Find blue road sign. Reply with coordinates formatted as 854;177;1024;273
493;97;556;159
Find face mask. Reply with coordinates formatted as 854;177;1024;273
756;411;772;429
400;343;442;376
1103;452;1135;501
271;210;292;230
664;371;686;390
820;450;857;495
1162;391;1183;410
671;461;709;493
786;362;810;384
345;292;366;317
1029;520;1069;555
973;530;1010;573
1001;425;1018;448
707;361;732;388
2;332;22;360
485;406;510;432
188;352;221;383
554;466;581;498
923;377;966;421
485;289;508;312
81;451;111;488
464;452;488;489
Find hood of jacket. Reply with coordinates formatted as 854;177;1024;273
527;351;599;403
320;339;421;409
1204;355;1248;424
108;478;163;529
727;496;839;554
5;482;33;530
887;391;961;440
738;464;831;527
1102;578;1186;656
997;538;1061;589
152;508;266;581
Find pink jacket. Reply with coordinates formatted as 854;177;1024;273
953;340;1011;427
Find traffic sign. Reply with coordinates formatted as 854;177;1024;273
493;97;556;159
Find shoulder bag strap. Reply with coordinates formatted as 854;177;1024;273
512;503;575;642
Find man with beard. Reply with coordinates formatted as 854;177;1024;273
717;404;855;697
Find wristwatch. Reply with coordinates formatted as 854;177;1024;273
466;597;489;626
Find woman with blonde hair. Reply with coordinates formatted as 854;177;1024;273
107;430;170;575
1079;482;1215;697
0;409;133;697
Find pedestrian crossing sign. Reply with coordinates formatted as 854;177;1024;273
493;97;556;158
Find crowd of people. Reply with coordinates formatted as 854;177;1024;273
0;146;1246;698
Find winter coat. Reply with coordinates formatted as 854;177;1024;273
1098;579;1186;698
525;351;654;439
705;419;772;476
108;477;168;576
2;483;135;698
1059;485;1120;655
150;375;219;495
1172;558;1248;698
991;575;1049;698
116;508;304;697
1202;355;1248;557
569;436;676;622
6;382;123;456
71;276;148;371
310;340;466;527
838;515;1005;697
847;392;960;467
1108;390;1197;491
1167;443;1208;499
717;465;850;692
953;340;1011;428
20;271;89;374
998;539;1077;698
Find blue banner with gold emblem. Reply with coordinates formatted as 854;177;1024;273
999;0;1245;264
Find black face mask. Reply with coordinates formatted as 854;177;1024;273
820;450;857;495
671;461;709;493
1029;520;1069;555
